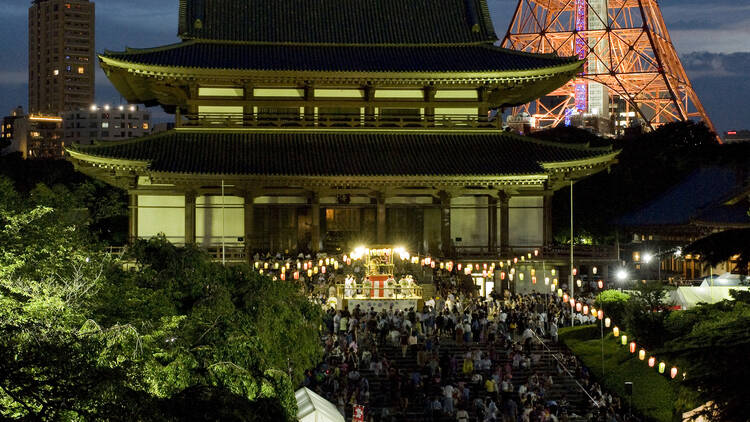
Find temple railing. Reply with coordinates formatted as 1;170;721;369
179;113;503;130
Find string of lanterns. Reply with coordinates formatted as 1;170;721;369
250;249;561;284
565;295;682;381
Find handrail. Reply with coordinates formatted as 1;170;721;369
179;113;503;130
529;330;601;409
336;283;423;299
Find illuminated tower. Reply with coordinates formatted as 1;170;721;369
503;0;717;137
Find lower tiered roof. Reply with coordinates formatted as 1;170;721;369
67;129;617;182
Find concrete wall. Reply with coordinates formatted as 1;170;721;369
509;196;543;247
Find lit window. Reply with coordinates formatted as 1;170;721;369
77;67;84;74
101;122;108;128
142;122;149;130
53;69;59;75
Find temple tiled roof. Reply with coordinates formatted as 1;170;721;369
68;129;614;177
178;0;496;44
103;42;579;74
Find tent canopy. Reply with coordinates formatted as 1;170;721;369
671;285;750;309
295;388;345;422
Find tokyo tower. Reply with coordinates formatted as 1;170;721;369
502;0;717;138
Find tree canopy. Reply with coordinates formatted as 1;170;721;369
685;228;750;275
0;178;323;421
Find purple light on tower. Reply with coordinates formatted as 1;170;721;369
574;0;588;113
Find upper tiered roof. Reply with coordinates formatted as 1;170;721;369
177;0;497;44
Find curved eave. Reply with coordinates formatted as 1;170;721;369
541;150;620;172
98;54;583;83
67;148;151;170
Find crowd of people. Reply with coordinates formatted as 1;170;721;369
252;252;642;421
301;290;642;422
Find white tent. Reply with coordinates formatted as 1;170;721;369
671;285;750;309
295;388;345;422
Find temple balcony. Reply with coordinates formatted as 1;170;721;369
177;113;504;130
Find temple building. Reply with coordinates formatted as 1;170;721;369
67;0;618;258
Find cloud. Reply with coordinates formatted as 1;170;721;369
682;52;750;78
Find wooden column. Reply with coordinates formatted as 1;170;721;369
543;195;553;247
184;192;196;245
439;191;452;257
244;193;256;257
488;196;498;254
376;192;387;244
128;193;138;245
499;192;510;256
310;192;321;252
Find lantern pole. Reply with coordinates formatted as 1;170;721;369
570;179;574;327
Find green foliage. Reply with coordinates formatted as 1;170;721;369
595;289;630;324
624;281;671;348
0;182;323;421
559;326;696;422
662;300;750;421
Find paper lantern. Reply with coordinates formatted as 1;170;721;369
593;266;598;275
484;263;488;270
254;261;260;269
325;258;330;265
530;268;536;276
321;266;326;274
605;317;611;328
549;284;555;292
613;326;619;337
313;266;319;274
544;277;550;285
598;280;604;289
519;273;525;281
590;307;596;316
583;305;589;315
551;269;556;276
598;310;604;320
570;298;576;308
532;276;537;284
521;256;526;261
343;255;348;262
557;289;563;297
576;279;582;288
629;341;636;354
621;335;627;345
273;262;279;269
572;268;578;276
286;262;291;269
334;261;339;270
319;259;324;266
648;357;656;368
425;257;431;265
458;263;463;271
527;253;532;259
483;270;488;277
464;268;471;275
658;362;666;374
303;263;308;270
446;262;454;272
639;349;646;360
264;262;269;269
510;268;515;274
297;262;301;269
553;278;558;284
500;271;506;280
346;258;352;265
280;273;286;281
534;249;539;257
513;257;518;264
467;264;473;271
259;269;264;275
670;367;678;379
430;261;436;268
281;267;286;274
307;269;313;277
440;262;445;269
293;271;300;280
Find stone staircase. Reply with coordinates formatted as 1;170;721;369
350;338;595;421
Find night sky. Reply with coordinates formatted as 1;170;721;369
1;0;748;132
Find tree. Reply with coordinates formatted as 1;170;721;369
595;289;630;324
663;293;750;421
624;281;671;348
0;180;323;421
684;228;750;276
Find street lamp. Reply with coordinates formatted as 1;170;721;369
616;268;629;282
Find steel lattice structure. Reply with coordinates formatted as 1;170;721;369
502;0;717;137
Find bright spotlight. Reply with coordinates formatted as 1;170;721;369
674;248;682;257
642;252;653;264
616;269;629;281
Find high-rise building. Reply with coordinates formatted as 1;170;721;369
63;104;152;145
29;0;95;116
1;107;64;159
